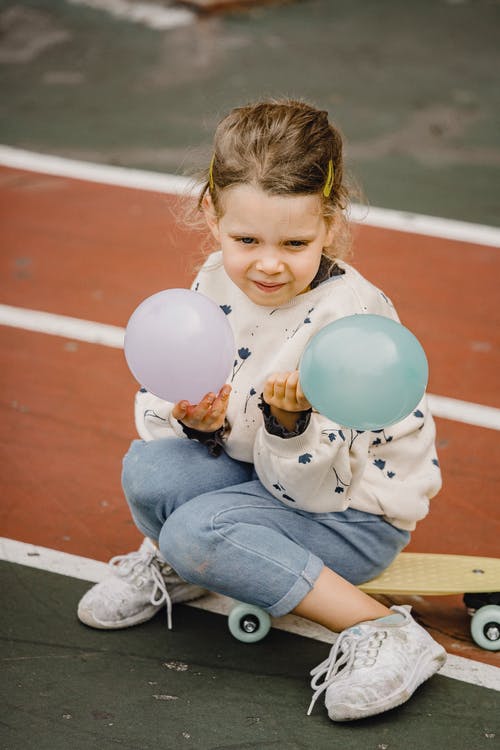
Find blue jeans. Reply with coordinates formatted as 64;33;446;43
122;438;410;617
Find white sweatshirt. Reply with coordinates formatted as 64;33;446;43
134;252;442;531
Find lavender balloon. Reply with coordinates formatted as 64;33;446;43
124;289;235;404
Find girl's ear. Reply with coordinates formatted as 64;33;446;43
202;193;220;242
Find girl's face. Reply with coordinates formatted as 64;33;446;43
204;184;335;307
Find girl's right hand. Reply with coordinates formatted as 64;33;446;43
172;384;232;432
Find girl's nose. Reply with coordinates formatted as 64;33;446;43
255;251;284;274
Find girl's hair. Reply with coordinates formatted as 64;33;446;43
189;99;356;262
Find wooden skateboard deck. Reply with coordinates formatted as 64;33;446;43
358;552;500;596
227;552;500;649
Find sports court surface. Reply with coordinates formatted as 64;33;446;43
1;1;499;748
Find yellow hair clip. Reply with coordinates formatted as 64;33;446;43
323;159;334;198
209;154;215;191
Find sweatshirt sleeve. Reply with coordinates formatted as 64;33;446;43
134;388;185;442
253;395;442;527
358;396;442;529
253;413;366;513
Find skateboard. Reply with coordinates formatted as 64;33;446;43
228;552;500;650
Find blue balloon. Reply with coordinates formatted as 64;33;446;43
299;314;428;430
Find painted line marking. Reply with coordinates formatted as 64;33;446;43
1;536;498;692
66;0;195;29
1;145;499;248
425;394;500;432
1;303;499;431
0;145;191;195
0;304;125;349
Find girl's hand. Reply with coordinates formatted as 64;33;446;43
172;384;231;433
263;371;311;431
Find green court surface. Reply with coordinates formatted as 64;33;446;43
2;561;499;750
0;0;499;225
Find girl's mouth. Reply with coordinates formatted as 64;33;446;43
253;281;286;293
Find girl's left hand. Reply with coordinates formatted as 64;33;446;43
263;370;312;414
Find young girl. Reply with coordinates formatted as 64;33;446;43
78;99;446;722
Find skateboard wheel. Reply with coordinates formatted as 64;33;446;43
228;604;271;643
470;604;500;651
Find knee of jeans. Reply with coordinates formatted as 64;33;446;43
159;503;213;585
121;440;159;512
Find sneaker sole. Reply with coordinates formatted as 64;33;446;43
77;587;207;630
77;602;164;629
327;644;447;722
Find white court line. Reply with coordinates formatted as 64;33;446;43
1;145;500;248
1;536;498;692
426;394;500;432
0;146;190;195
1;303;499;431
66;0;195;29
0;305;125;349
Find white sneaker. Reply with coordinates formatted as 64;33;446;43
308;605;447;721
77;538;206;630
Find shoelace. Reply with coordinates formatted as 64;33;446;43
307;628;385;715
109;548;173;630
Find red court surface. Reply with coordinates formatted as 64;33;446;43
1;166;499;666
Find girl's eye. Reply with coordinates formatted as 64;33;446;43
287;240;307;248
237;237;255;245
